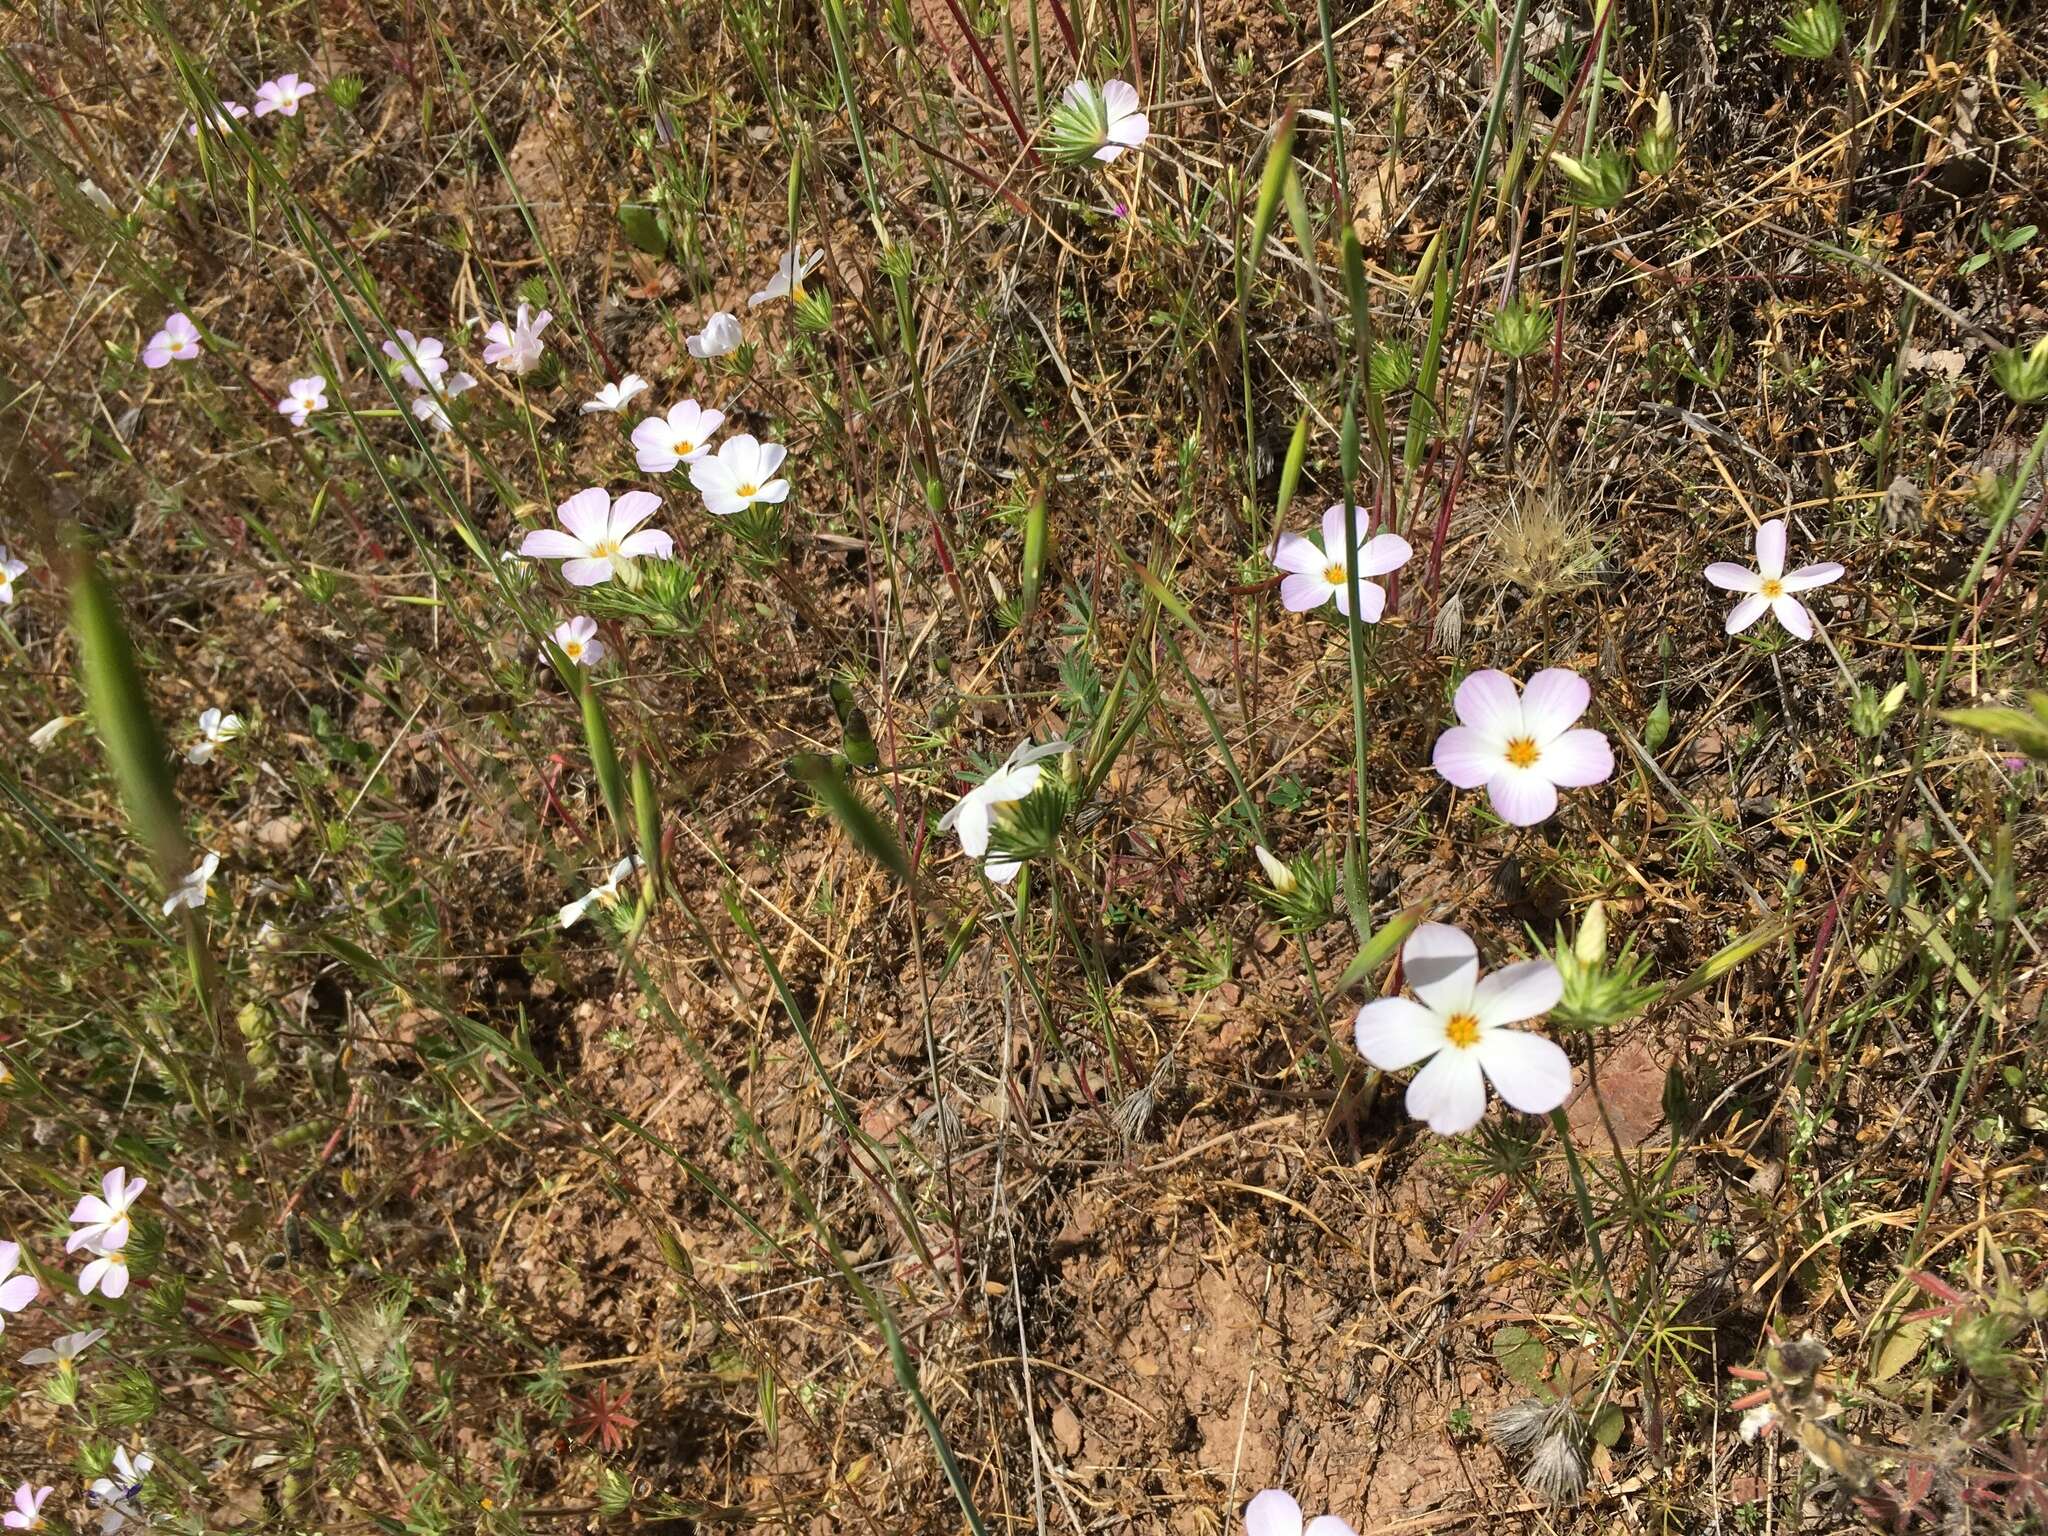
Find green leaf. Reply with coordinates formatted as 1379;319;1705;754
1941;696;2048;761
1492;1326;1548;1392
789;753;911;886
1334;903;1427;994
618;201;667;256
1591;1402;1625;1448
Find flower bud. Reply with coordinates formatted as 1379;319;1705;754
1574;900;1607;967
1635;92;1679;178
1552;144;1631;211
1992;337;2048;405
1487;292;1554;359
1254;844;1297;893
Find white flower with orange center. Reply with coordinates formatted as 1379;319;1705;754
1704;517;1843;641
632;399;725;474
549;616;605;668
518;488;674;586
1353;922;1572;1135
688;434;790;516
1431;667;1612;826
1270;504;1412;620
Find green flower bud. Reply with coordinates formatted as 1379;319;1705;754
1635;92;1679;178
1992;337;2048;405
1552;144;1631;211
1487;292;1554;359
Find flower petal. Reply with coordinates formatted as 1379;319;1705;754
1305;1519;1359;1536
560;557;614;587
1540;728;1613;787
1271;532;1325;577
1471;960;1563;1027
1405;1048;1488;1134
0;1275;38;1312
1401;923;1478;1014
1349;579;1387;623
954;798;992;858
616;529;674;559
1704;562;1760;592
1772;595;1813;640
1320;502;1361;554
1356;533;1412;577
1754;518;1786;579
557;488;612;545
1354;997;1448;1070
1100;79;1140;116
1487;768;1558;826
1453;669;1523;741
753;478;791;504
756;441;788;478
1431;725;1499;789
1780;561;1843;593
519;529;586;560
1279;573;1332;612
608;490;664;537
1244;1489;1304;1536
1724;594;1769;634
1475;1028;1573;1114
1519;668;1590;741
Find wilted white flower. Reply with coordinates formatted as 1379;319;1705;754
632;400;725;474
938;739;1070;884
89;1444;153;1534
186;706;243;765
687;312;743;358
277;375;327;426
1705;518;1844;641
749;247;823;307
21;1326;107;1367
482;303;551;375
1353;922;1572;1135
253;73;317;117
411;371;477;433
688;433;788;516
549;616;604;667
0;546;26;604
581;374;649;414
28;715;78;750
142;312;201;369
161;852;219;915
559;855;642;929
519;487;674;586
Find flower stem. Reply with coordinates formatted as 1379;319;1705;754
1547;1106;1620;1321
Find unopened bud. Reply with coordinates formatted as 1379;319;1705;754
1254;844;1297;893
1574;901;1608;967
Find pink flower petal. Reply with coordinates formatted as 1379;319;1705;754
519;529;586;560
1755;519;1786;579
1519;668;1589;741
616;529;674;559
1781;561;1843;593
1271;531;1325;577
1487;768;1558;826
1540;728;1613;787
1724;594;1769;633
1704;562;1760;592
1432;725;1498;789
1356;533;1413;577
560;557;614;587
1279;573;1331;611
1452;669;1522;740
557;488;612;545
1244;1489;1304;1536
1772;595;1813;640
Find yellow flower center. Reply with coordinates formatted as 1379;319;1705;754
1445;1012;1481;1049
1504;736;1541;769
593;540;620;560
1759;577;1784;599
674;437;695;456
564;641;583;660
735;482;758;498
1323;562;1346;586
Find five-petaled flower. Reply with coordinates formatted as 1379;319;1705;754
687;312;743;358
939;740;1069;884
1354;922;1573;1134
1243;1487;1358;1536
550;616;605;668
68;1167;146;1257
382;329;449;392
0;1241;38;1333
1432;668;1613;827
277;375;327;426
1705;518;1844;642
483;303;552;376
412;371;478;433
254;73;316;116
0;546;25;604
633;400;725;474
749;247;823;307
142;313;201;369
519;487;674;586
1061;79;1150;162
186;101;249;137
21;1327;107;1367
582;374;649;415
187;706;243;765
89;1445;153;1535
3;1483;51;1532
559;856;642;929
689;434;789;516
162;852;219;915
1271;505;1412;620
